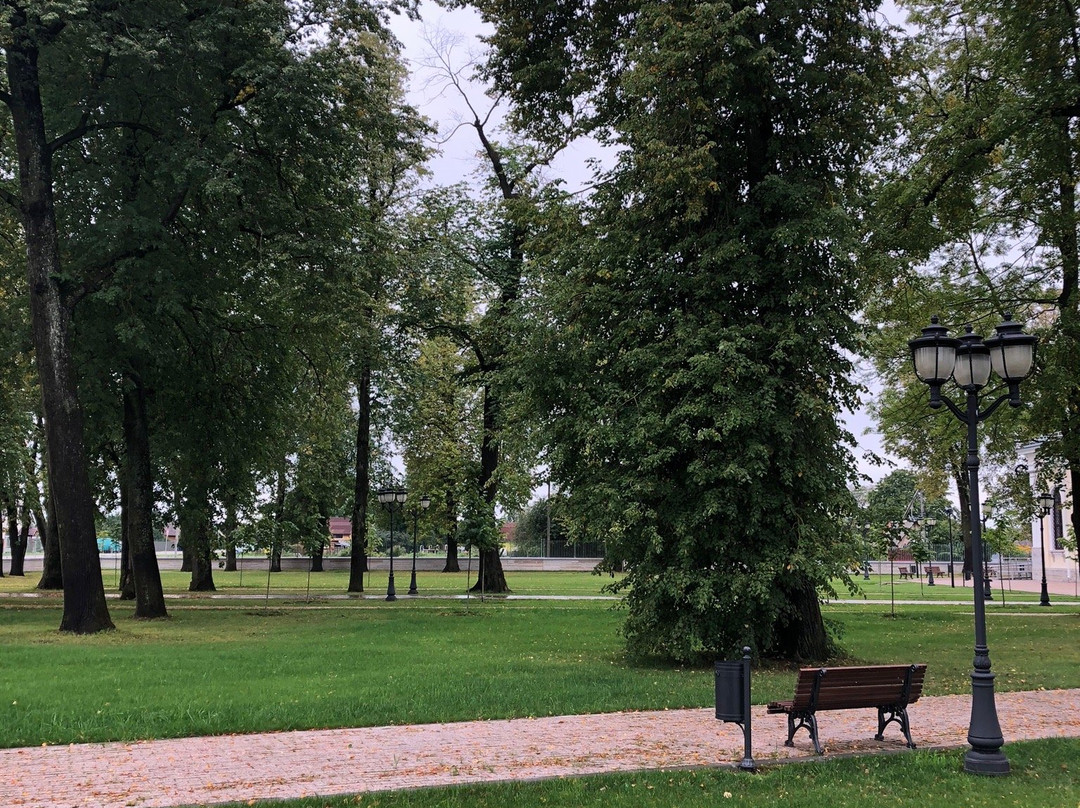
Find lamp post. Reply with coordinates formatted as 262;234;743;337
909;312;1037;776
1037;492;1054;607
408;495;432;596
982;501;994;601
945;506;956;588
377;488;408;601
924;517;938;585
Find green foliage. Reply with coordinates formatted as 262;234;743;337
457;494;503;552
512;496;568;556
479;0;894;662
867;0;1080;545
0;233;37;511
387;335;477;546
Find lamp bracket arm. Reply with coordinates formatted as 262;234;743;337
977;393;1013;423
939;394;969;424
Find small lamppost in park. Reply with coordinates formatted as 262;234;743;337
408;495;432;596
909;312;1037;776
377;488;408;601
1037;491;1055;607
944;506;956;588
921;517;938;585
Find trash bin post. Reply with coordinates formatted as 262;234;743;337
714;646;755;772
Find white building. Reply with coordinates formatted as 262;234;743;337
1017;442;1077;584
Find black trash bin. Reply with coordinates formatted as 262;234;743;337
714;647;754;771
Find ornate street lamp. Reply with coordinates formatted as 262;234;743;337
408;495;432;596
1037;492;1054;607
377;488;408;601
909;313;1037;776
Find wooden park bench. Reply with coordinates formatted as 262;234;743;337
766;664;927;755
898;566;917;579
925;566;944;578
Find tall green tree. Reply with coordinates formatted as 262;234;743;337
2;0;119;632
396;180;542;591
469;0;894;661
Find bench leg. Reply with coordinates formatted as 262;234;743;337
877;705;916;749
787;712;823;755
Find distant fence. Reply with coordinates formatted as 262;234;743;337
866;555;1032;580
505;539;605;559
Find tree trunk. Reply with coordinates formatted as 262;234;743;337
122;376;168;617
6;10;112;633
35;492;63;590
441;490;460;572
310;512;326;572
348;362;371;592
223;500;238;571
471;546;509;594
1071;465;1080;559
954;466;973;578
10;499;30;576
469;381;509;593
182;489;215;592
443;534;460;573
1;496;10;579
190;542;216;590
270;469;285;573
118;538;135;599
180;543;192;572
117;470;135;600
769;572;831;662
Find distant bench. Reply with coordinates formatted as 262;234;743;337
897;566;944;579
766;664;927;755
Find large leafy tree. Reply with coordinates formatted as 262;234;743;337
468;0;894;661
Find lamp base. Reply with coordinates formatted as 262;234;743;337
963;748;1010;776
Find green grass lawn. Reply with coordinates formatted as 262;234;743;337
207;738;1080;808
2;586;1079;749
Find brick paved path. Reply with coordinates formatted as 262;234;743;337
2;688;1078;808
